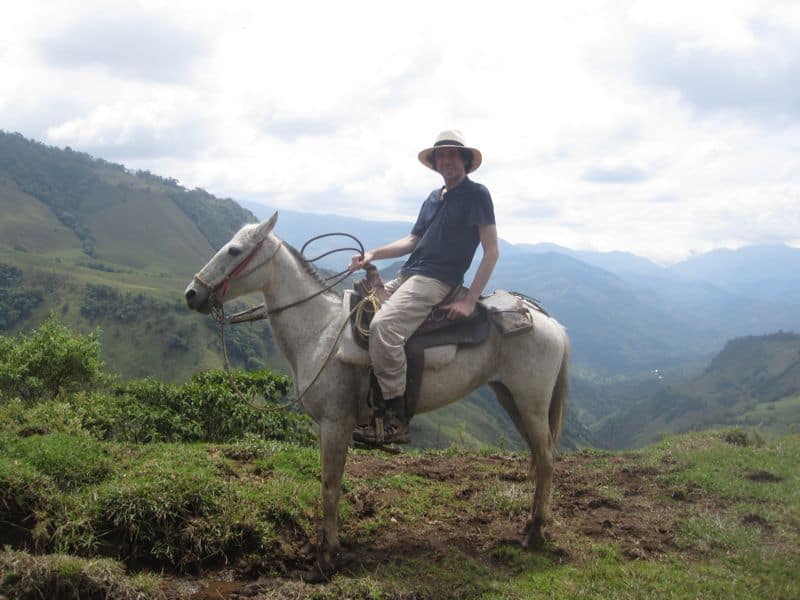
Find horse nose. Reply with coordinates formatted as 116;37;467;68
185;288;197;307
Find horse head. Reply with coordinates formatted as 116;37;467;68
184;212;279;314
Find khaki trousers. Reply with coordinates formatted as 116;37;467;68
369;274;452;399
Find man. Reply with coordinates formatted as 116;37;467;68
349;130;499;444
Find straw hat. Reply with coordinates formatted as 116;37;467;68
418;129;482;173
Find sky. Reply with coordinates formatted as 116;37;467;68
1;0;799;264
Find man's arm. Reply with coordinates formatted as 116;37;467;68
444;224;499;319
349;234;419;271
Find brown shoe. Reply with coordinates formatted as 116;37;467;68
353;412;410;445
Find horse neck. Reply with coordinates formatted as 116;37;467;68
260;243;340;371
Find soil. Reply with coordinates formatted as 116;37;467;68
167;447;747;599
745;469;785;483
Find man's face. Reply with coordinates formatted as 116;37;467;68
435;147;467;181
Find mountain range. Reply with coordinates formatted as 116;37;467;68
594;332;800;448
241;201;800;376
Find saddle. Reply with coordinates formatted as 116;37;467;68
339;266;540;423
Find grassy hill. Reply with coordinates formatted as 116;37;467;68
596;332;800;448
4;322;796;598
0;131;286;382
2;422;797;597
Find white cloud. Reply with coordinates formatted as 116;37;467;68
39;7;212;82
0;0;798;263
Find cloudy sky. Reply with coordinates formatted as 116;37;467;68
2;0;799;263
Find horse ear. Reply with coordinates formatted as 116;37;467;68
255;212;278;238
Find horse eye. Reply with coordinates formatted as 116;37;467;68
228;246;242;257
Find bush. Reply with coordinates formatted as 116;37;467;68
0;316;106;401
722;427;765;448
0;320;313;445
101;370;314;445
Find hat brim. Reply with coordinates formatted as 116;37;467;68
418;145;483;174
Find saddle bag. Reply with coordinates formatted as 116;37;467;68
487;294;534;336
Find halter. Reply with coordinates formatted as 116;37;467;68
193;237;282;301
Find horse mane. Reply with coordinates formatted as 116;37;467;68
283;242;343;298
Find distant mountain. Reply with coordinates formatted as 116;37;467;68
667;245;800;301
595;332;800;448
511;243;669;281
245;201;800;376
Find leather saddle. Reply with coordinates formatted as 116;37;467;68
348;284;490;352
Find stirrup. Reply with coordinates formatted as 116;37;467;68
353;414;410;445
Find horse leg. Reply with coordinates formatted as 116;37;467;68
490;382;553;548
520;414;554;548
317;419;352;573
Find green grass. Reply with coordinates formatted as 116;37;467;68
640;430;799;505
484;543;798;599
2;396;799;599
1;432;112;489
0;550;162;600
735;395;800;435
0;436;324;569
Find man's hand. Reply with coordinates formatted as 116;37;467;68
349;251;374;272
442;292;477;320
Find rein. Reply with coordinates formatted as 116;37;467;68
196;232;366;412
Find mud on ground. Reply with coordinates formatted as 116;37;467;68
177;447;747;599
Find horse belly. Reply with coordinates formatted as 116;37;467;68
414;333;501;413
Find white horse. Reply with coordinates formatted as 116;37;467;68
184;213;570;571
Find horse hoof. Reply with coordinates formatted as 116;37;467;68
521;530;546;549
300;563;329;584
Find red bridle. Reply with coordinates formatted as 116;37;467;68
193;238;278;299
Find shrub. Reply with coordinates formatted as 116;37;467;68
0;320;313;445
0;316;106;401
722;427;765;448
80;370;314;445
0;371;314;446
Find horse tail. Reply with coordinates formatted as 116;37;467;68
548;329;570;451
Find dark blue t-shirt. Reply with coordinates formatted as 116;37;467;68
401;177;495;286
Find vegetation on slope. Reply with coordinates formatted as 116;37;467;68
0;132;277;384
0;131;256;262
597;332;800;448
1;321;798;599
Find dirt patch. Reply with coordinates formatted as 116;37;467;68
741;513;773;531
125;450;759;598
745;470;785;483
547;452;683;560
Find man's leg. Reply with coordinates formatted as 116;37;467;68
365;275;451;442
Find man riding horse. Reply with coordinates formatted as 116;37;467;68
349;130;499;445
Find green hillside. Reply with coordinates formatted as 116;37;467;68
2;387;797;598
2;327;797;598
596;332;800;448
0;131;281;382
